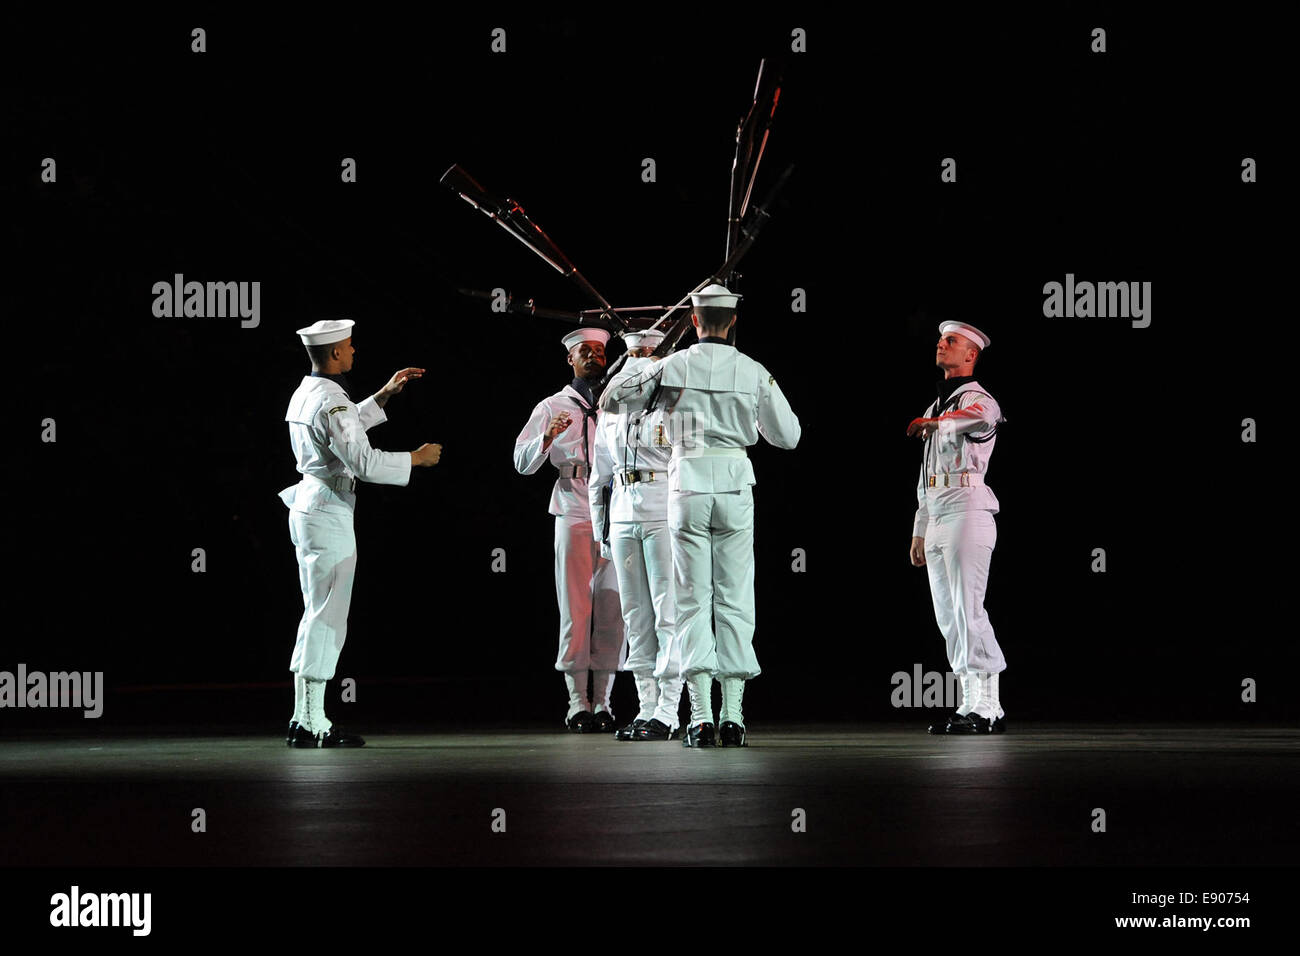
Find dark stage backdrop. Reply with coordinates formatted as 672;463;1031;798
7;9;1287;728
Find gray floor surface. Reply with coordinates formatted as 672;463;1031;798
1;724;1294;866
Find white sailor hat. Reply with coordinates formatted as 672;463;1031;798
623;329;665;349
561;327;610;351
690;283;742;310
939;320;991;349
296;319;355;346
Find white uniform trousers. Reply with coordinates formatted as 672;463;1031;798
554;516;625;672
609;518;679;679
924;509;1006;675
669;488;760;680
288;509;357;682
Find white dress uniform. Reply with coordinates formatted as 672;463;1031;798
604;336;800;690
513;375;625;718
588;353;682;731
279;374;411;683
913;378;1007;688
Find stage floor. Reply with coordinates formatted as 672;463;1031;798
1;724;1294;866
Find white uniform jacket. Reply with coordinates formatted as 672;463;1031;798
912;380;1001;537
588;357;673;533
602;343;801;492
279;375;411;514
514;384;602;520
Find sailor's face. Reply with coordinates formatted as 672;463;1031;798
935;332;974;370
568;341;606;377
338;337;355;373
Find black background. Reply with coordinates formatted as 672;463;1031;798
6;7;1287;728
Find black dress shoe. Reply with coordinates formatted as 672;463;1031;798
615;718;647;740
632;717;676;741
682;722;717;748
946;712;1007;735
927;712;960;734
286;720;299;746
287;724;366;748
591;711;615;734
945;713;977;734
566;710;597;733
718;721;747;747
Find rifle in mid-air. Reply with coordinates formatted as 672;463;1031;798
440;58;794;386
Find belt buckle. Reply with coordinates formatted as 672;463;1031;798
960;472;970;487
646;471;656;483
624;471;639;485
927;475;936;488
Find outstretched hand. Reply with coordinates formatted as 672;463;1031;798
383;367;425;397
906;417;940;439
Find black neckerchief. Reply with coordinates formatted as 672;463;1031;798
936;375;976;411
925;375;974;477
569;377;601;471
571;377;597;407
699;336;732;346
311;370;352;399
931;374;1001;446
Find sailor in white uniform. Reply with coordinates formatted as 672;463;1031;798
280;319;442;747
513;328;626;732
588;328;683;741
907;320;1007;734
602;285;800;747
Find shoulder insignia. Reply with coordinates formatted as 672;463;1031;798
327;405;349;415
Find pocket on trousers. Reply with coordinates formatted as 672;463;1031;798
718;489;752;532
290;482;324;515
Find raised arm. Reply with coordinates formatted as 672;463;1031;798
908;393;1001;442
355;395;388;431
599;358;662;413
324;402;413;485
514;400;575;475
